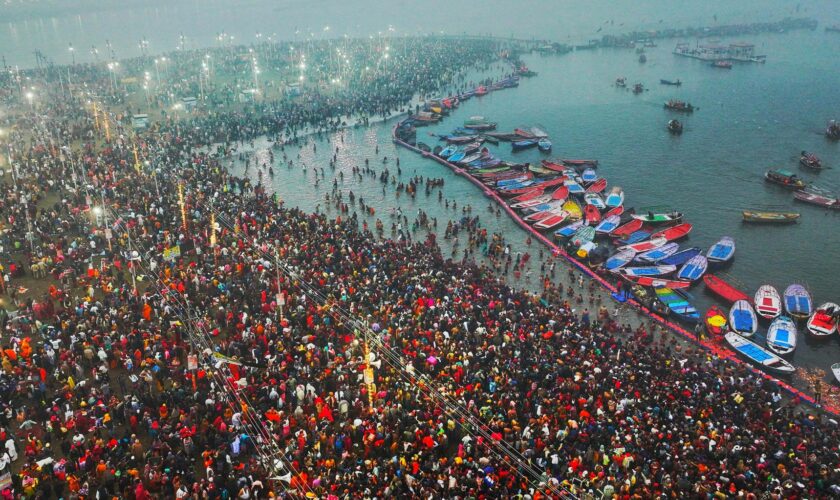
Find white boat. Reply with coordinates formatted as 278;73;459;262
806;302;839;337
533;210;571;230
510;194;552;209
725;332;795;374
604;248;636;271
615;264;677;277
729;299;758;337
584;193;606;209
604;186;624;208
754;285;781;319
766;316;797;355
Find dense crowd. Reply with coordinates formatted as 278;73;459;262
1;36;840;500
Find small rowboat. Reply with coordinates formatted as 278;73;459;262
620;236;667;253
447;151;466;163
725;332;795;374
562;199;583;220
594;215;622;235
604;205;626;219
581;168;598;183
655;287;700;323
794;188;840;209
631;211;683;224
660;247;701;267
754;285;781;319
511;194;553;209
554;220;585;239
533;211;570;230
538;139;552;152
570;225;596;247
799;152;821;170
551;185;570;200
604;248;636;271
706;236;735;263
636;242;680;263
705;306;728;336
742;210;800;223
676;254;707;281
528;164;556;176
766;316;797;355
564;179;586;195
783;284;813;320
524;199;565;214
616;264;677;277
619;230;652;245
561;159;598;166
540;160;568;172
611;219;643;239
512;139;539;151
584;204;601;225
605;187;624;208
651;223;693;242
586;178;608;194
626;276;691;289
729;300;758;337
806;303;839;337
439;145;458;158
584;193;605;209
524;210;556;223
703;274;749;303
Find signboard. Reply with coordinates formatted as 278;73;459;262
187;354;198;370
162;245;181;262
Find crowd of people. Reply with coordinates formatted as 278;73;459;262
1;35;840;500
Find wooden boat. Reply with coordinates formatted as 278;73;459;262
564;178;586;195
616;264;676;277
765;169;806;189
554;220;585;239
832;363;840;384
509;187;545;204
538;139;552;152
551;185;570;201
628;284;670;315
540;160;568;172
706;236;735;264
447;151;466;163
584;193;605;209
474;166;509;176
766;316;797;355
724;332;795;374
651;223;693;242
660;247;702;267
667;119;683;134
417;142;432;153
632;211;683;225
528;164;556;176
481;135;500;145
703;274;749;304
512;140;539;151
524;207;563;222
583;204;601;225
586;178;608;194
619;230;652;245
626;276;691;289
604;205;626;219
581;168;598;183
663;100;694;112
729;300;758;337
604;248;636;271
677;254;707;281
620;236;667;253
636;242;680;263
742;211;800;223
533;211;571;230
561;159;598;166
660;79;682;86
605;187;624;208
793;189;840;209
562;199;583;220
463;122;497;131
705;306;728;336
806;303;839;338
444;134;479;144
495;174;532;187
594;215;622;235
439;145;458;158
655;287;700;323
783;284;813;320
754;285;782;319
799;151;822;170
524;199;565;214
569;225;596;247
511;195;553;210
611;219;644;239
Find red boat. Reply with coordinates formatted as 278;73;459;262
705;306;728;336
604;205;624;218
514;128;536;138
541;160;568;172
551;185;569;200
651;222;693;242
586;178;608;193
611;219;643;238
703;274;749;304
508;187;545;204
624;276;692;289
794;189;840;209
561;159;599;166
584;204;601;225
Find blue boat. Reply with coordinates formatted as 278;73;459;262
724;332;795;374
729;300;758;337
565;179;586;195
498;180;536;191
604;248;636;271
655;288;701;323
766;316;797;355
447;151;466;163
676;254;708;281
594;215;622;234
581;168;598;183
617;264;677;277
512;140;538;151
659;246;702;267
496;176;532;187
707;236;735;263
439;145;458;158
554;220;585;238
538;139;552;151
636;242;680;263
783;284;813;320
618;230;652;245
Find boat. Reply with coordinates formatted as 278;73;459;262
585;178;607;194
833;363;840;384
439;145;458;158
793;188;840;209
512;140;539;151
604;187;624;208
783;284;813;320
706;236;735;264
615;77;627;87
664;100;694;112
529;164;558;176
604;248;636;271
447;151;466;163
651;223;692;242
581;168;598;184
564;179;586;195
766;316;797;355
639;54;647;64
827;120;840;141
724;332;795;374
524;209;556;223
667;119;683;134
530;127;549;138
583;204;601;225
742;211;800;223
628;284;670;316
765;169;806;189
611;219;644;239
705;306;728;336
417;142;432;153
636;242;680;263
604;205;626;219
444;134;479;144
561;159;599;167
754;285;782;319
729;300;758;337
594;215;622;235
660;247;702;267
619;230;652;245
806;303;839;338
620;236;667;253
626;276;691;289
509;187;545;204
616;265;677;277
703;274;750;303
660;79;682;86
655;287;700;323
799;151;822;170
632;210;683;225
533;211;571;230
554;220;585;239
537;139;552;152
551;185;570;201
511;195;553;210
540;160;569;173
632;83;644;94
712;60;733;69
569;225;596;247
584;193;605;209
562;199;583;220
463;122;497;131
677;254;708;281
514;128;536;139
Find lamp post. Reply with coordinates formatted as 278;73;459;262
25;91;34;110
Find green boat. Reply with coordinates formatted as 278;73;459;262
474;166;510;175
655;288;700;323
529;164;557;176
